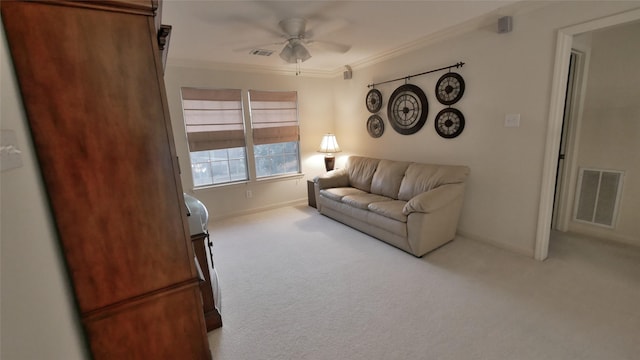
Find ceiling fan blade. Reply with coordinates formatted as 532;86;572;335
304;18;349;40
306;39;351;54
233;41;285;53
227;15;285;39
278;18;307;38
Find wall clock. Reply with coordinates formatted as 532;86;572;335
365;88;383;113
387;84;428;135
367;114;384;138
435;72;465;105
434;108;465;138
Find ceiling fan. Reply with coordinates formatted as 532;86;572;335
240;17;351;64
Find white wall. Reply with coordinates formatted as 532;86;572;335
1;23;87;360
332;2;640;256
164;65;335;219
2;3;639;357
568;21;640;245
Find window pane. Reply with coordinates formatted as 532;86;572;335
190;147;247;187
211;149;229;161
255;157;271;178
284;154;298;173
228;147;245;159
254;141;299;178
229;159;247;181
190;150;211;163
211;161;230;184
192;162;213;187
284;141;298;152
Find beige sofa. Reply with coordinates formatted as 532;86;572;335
314;156;469;257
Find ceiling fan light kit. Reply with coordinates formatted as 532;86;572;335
243;17;351;68
279;39;311;63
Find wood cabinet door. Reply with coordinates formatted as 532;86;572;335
1;1;211;358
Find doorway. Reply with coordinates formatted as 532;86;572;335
534;8;640;261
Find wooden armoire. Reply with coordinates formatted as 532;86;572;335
1;1;212;358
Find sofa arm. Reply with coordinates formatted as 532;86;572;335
402;183;466;215
315;168;349;189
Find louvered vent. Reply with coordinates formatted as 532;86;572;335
574;168;624;228
250;49;273;56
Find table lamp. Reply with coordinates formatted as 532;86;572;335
318;133;341;171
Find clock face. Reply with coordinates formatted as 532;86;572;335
365;89;383;113
435;72;465;105
367;114;384;138
387;84;428;135
435;108;465;138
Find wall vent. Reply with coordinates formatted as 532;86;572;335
573;168;624;228
250;49;274;56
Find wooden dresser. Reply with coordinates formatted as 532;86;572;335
1;1;211;358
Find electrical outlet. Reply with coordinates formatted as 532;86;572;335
246;190;252;198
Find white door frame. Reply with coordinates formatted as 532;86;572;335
534;9;640;261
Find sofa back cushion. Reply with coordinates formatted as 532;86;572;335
397;163;470;201
370;159;410;198
346;156;380;192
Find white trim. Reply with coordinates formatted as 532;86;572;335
207;198;307;221
534;8;640;261
555;49;590;232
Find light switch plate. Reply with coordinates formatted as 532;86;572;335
505;113;521;127
1;130;24;172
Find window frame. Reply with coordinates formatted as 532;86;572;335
181;88;302;189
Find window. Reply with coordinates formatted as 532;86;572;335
248;90;301;178
181;88;248;186
181;88;301;187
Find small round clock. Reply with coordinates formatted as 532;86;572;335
365;88;383;113
387;84;429;135
367;114;384;138
434;108;465;138
435;72;465;105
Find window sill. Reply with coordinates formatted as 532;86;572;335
256;172;305;183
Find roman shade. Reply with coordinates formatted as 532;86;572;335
248;90;299;145
181;88;245;151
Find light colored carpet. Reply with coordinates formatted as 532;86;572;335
207;205;640;360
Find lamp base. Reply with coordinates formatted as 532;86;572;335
324;155;336;172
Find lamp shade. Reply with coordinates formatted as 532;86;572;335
318;133;341;154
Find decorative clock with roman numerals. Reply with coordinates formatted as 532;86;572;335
387;84;428;135
365;88;383;113
367;114;384;138
435;72;465;105
434;108;465;138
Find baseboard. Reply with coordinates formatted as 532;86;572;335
208;198;308;222
563;227;640;248
457;230;535;259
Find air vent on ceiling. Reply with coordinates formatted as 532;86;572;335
573;168;624;228
250;49;274;57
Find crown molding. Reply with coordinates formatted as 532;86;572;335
349;0;547;71
166;1;547;79
166;58;339;78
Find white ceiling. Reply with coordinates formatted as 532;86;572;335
162;1;520;75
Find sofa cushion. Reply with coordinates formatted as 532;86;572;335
342;193;392;210
368;200;408;222
370;159;410;199
398;164;470;201
346;156;380;192
320;187;367;202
